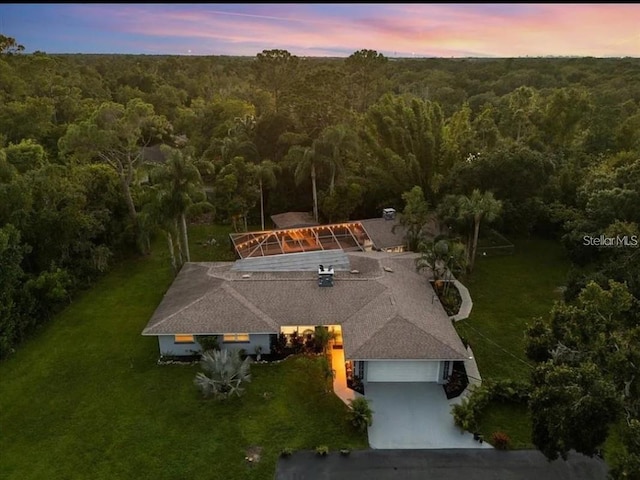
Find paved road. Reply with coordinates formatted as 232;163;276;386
276;449;608;480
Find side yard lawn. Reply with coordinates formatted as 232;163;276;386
454;237;570;448
0;226;366;480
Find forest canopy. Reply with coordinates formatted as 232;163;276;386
1;43;639;476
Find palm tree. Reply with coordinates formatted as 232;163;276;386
317;124;359;194
458;190;503;272
416;239;450;280
218;133;259;163
194;349;252;400
397;185;430;251
347;397;374;432
416;238;468;296
313;326;336;354
441;239;468;296
218;115;259;163
286;144;321;222
149;147;213;263
254;160;278;230
444;240;468;278
139;185;183;272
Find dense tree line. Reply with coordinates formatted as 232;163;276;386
1;37;639;474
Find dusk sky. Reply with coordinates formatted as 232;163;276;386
1;4;639;58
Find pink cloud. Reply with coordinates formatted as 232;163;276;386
68;4;640;57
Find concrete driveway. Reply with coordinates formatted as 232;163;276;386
365;382;492;449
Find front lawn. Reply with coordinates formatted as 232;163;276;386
0;226;366;480
454;237;570;448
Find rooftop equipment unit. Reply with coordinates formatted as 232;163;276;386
382;208;396;220
318;264;334;287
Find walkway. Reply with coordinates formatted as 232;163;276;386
329;346;361;405
449;279;473;322
446;277;483;393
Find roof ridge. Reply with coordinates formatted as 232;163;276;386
378;259;468;357
351;315;464;359
143;290;211;334
342;291;397;353
409;318;467;357
397;295;468;357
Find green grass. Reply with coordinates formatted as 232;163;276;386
456;238;569;380
0;226;366;480
603;421;627;472
455;237;570;448
188;223;238;262
477;403;533;450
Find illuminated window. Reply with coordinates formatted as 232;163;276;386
223;333;250;342
175;334;195;343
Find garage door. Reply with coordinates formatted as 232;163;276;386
367;361;440;382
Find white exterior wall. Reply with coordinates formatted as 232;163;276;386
158;335;202;356
364;360;444;383
157;334;273;357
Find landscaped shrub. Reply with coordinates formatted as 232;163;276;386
304;332;315;352
347;375;364;395
313;326;335;354
280;447;293;457
270;332;290;359
452;394;487;432
347;397;373;432
158;353;200;364
193;349;251;400
488;379;531;403
315;445;329;456
451;380;530;433
196;335;219;352
440;287;462;316
291;331;304;353
319;356;335;382
444;362;469;399
491;431;512;450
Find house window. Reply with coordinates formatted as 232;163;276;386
356;361;365;379
175;334;195;343
223;333;250;343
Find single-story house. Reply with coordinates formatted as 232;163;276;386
142;250;468;385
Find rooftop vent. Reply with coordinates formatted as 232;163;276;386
382;208;396;220
318;264;334;287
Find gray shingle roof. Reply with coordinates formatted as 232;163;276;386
270;211;319;229
142;252;467;360
360;218;407;250
359;213;443;250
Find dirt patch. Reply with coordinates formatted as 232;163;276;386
245;445;263;465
